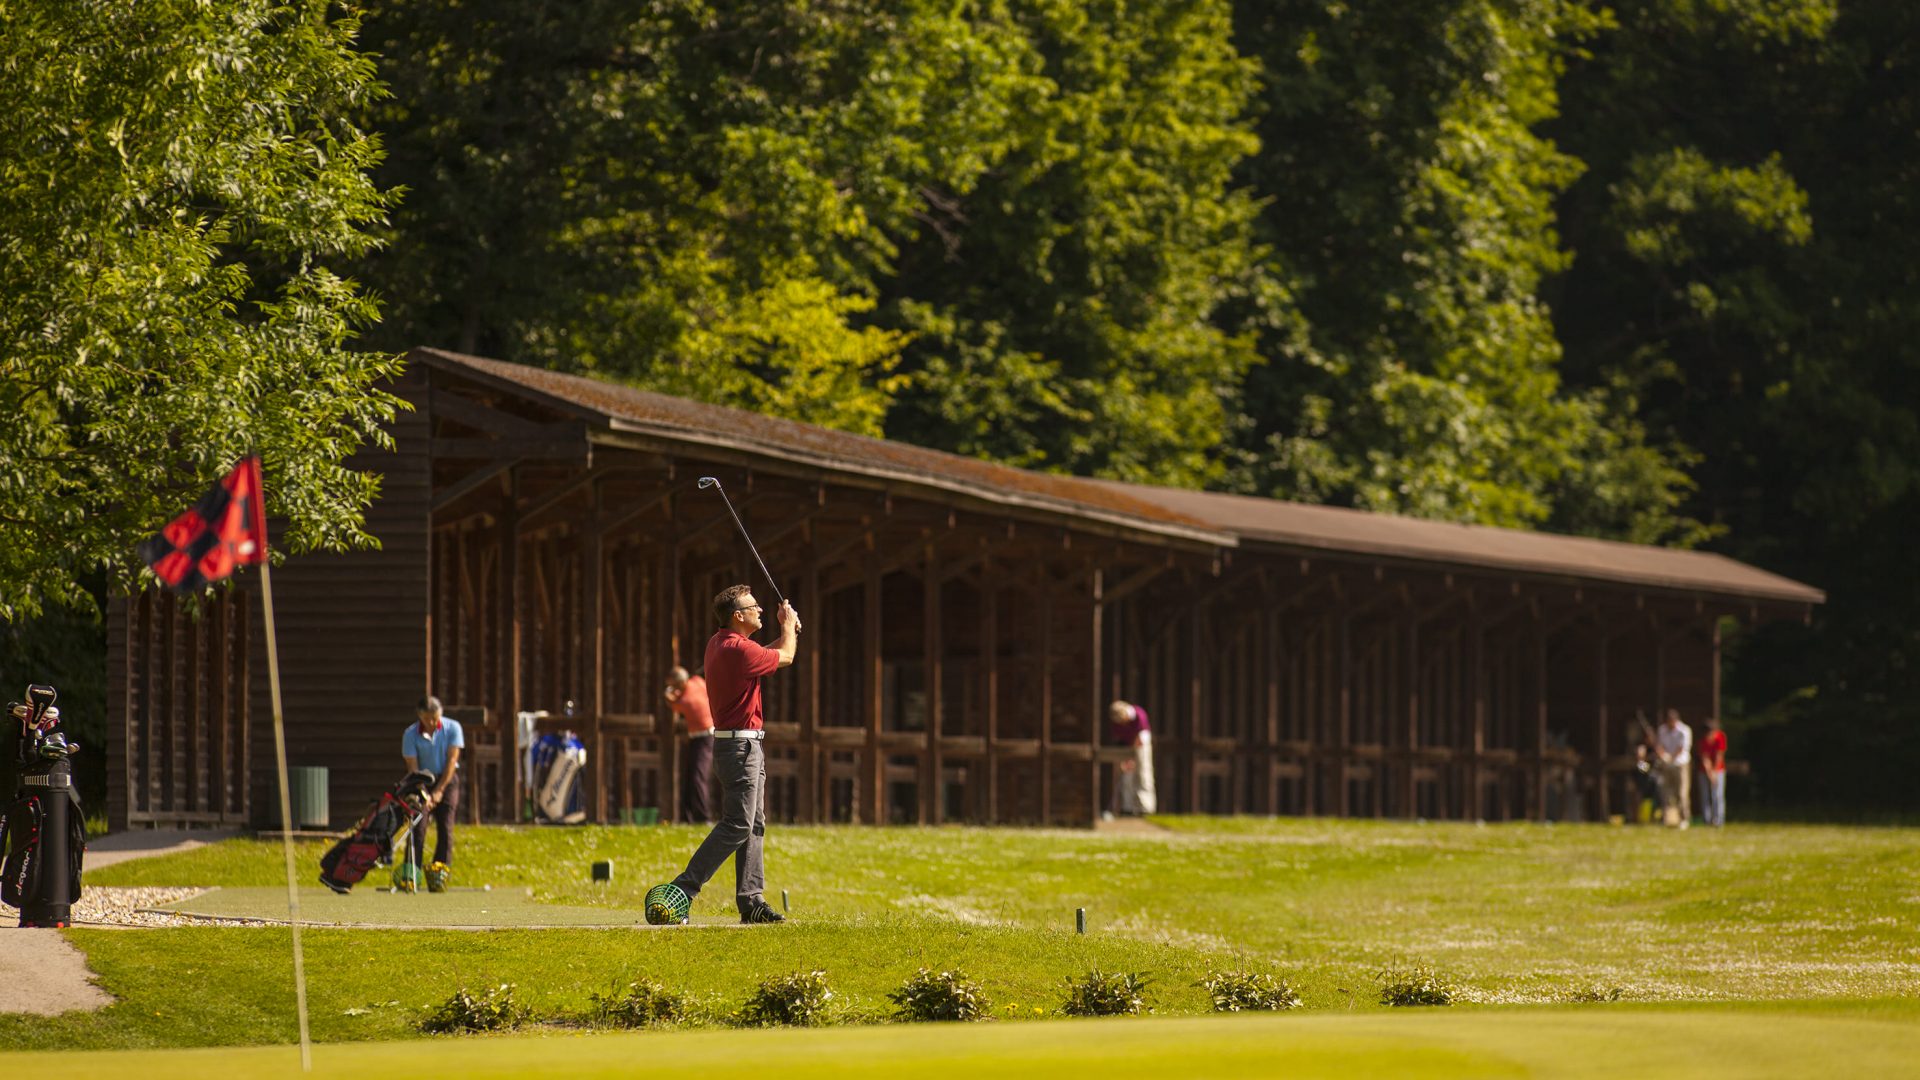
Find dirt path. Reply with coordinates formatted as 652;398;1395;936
0;930;113;1015
1;828;237;1014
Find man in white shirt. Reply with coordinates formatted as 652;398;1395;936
1653;708;1693;829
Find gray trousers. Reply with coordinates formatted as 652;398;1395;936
670;738;765;913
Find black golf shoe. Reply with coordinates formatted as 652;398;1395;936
740;901;786;924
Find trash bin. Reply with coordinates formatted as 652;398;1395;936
288;766;330;829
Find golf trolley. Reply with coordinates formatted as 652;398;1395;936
2;684;86;927
317;770;437;894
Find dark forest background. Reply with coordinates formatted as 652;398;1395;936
5;0;1913;814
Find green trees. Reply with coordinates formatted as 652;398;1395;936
357;0;1268;474
881;0;1271;485
0;0;400;618
356;0;1041;437
1229;1;1699;540
1550;0;1920;805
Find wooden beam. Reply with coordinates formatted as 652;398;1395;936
433;461;515;514
1102;564;1166;606
433;431;588;461
428;387;549;439
516;469;598;529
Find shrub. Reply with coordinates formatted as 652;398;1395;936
1376;966;1456;1007
889;967;992;1023
1060;967;1152;1017
1198;967;1303;1012
590;978;691;1027
739;970;834;1027
420;984;532;1034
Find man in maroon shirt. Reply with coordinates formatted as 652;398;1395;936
659;584;800;924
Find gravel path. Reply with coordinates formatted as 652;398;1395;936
69;886;260;928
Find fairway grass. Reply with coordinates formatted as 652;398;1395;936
9;1005;1920;1080
15;818;1918;1057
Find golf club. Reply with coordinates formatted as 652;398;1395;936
697;476;785;607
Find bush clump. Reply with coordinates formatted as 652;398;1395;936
1198;967;1303;1012
1376;966;1456;1007
739;970;834;1027
590;978;691;1027
889;967;992;1022
1059;967;1152;1017
420;984;533;1034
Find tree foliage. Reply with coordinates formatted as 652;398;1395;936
1550;0;1920;806
0;0;401;619
1229;1;1702;540
883;0;1274;486
356;0;1042;437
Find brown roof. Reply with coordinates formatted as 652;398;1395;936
1092;480;1825;606
411;348;1232;546
411;348;1821;606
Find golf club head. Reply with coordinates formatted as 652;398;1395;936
697;476;720;490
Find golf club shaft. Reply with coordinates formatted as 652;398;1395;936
707;480;785;607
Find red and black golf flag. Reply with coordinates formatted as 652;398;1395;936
138;457;269;591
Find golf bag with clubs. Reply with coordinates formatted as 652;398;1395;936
529;732;587;824
317;770;435;894
1;684;86;928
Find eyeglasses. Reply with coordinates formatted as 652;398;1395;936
733;604;762;614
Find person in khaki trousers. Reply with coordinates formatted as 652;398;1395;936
1653;709;1693;829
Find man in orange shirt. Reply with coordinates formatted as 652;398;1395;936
1698;717;1728;827
665;666;715;823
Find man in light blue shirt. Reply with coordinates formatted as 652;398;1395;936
401;695;464;878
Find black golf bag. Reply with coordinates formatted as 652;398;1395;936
318;770;435;894
1;684;86;928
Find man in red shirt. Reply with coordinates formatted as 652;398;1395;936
655;584;800;924
1699;717;1729;827
665;666;715;823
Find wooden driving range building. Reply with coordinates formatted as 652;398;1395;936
106;348;1824;830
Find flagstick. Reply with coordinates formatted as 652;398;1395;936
258;557;313;1071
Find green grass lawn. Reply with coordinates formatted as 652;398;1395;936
6;817;1917;1063
10;1004;1920;1080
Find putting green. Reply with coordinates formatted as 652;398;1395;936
5;1006;1919;1079
154;887;735;929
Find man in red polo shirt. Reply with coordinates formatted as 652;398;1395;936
656;584;799;924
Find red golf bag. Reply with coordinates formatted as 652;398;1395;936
317;771;435;894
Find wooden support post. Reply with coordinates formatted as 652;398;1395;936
1089;565;1104;825
662;496;682;825
1264;609;1280;815
985;585;999;822
925;545;942;825
801;529;820;824
1651;613;1667;722
1405;620;1419;818
865;555;884;825
584;480;606;823
1595;620;1610;820
1710;619;1722;723
1189;610;1203;813
1337;612;1352;817
1533;614;1549;822
498;470;521;823
1039;567;1053;824
1469;603;1485;821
